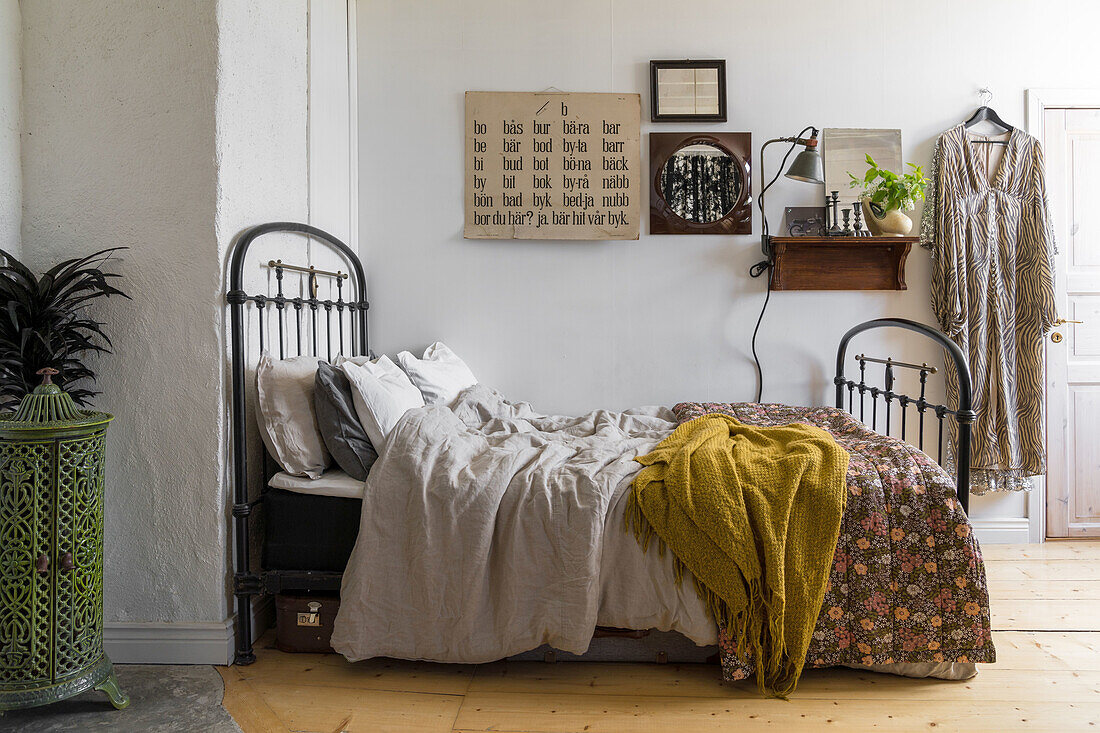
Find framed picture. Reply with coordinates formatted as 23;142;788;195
650;131;751;234
782;206;827;237
650;60;727;122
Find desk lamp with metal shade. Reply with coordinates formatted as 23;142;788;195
757;126;825;260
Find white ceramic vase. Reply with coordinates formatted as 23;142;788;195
861;197;913;237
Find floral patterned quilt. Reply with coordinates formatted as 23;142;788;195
673;402;995;682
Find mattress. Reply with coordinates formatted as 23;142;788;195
269;469;366;499
263;470;365;572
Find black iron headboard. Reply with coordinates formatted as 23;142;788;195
833;318;975;514
226;222;369;664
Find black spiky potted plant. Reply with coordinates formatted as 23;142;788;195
0;248;129;410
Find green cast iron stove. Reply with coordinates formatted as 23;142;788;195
0;368;128;711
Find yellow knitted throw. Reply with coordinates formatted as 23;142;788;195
627;414;848;697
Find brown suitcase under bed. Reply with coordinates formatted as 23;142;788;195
275;592;340;654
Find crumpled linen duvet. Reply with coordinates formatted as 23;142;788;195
331;385;709;663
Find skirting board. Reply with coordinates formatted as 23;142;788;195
104;620;234;665
971;517;1031;545
105;596;275;665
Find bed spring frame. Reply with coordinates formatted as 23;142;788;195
227;223;370;665
833;318;974;514
225;226;974;666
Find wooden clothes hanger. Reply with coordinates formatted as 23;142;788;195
964;88;1013;145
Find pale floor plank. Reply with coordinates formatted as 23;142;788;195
247;680;465;733
985;558;1100;582
235;638;475;696
470;662;1100;702
452;692;1100;732
991;598;1100;631
988;579;1100;600
981;540;1100;561
990;631;1100;670
216;665;291;733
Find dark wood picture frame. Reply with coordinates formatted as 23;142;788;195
650;132;751;235
650;60;727;122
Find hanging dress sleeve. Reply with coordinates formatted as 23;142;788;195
919;137;941;253
1027;139;1059;333
925;134;966;338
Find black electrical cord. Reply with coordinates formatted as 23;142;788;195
749;127;813;403
749;264;773;403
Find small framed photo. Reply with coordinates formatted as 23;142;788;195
650;60;727;123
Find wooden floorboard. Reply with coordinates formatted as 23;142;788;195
452;694;1100;732
220;542;1100;732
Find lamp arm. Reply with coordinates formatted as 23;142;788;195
758;127;817;258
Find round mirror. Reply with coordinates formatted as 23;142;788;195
659;143;742;224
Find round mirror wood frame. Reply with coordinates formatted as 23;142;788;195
649;132;752;235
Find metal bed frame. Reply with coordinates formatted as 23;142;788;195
225;224;974;666
833;318;974;514
227;222;370;665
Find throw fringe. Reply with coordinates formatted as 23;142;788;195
625;490;799;698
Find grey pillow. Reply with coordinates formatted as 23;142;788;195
314;361;378;480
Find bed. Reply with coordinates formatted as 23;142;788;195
226;223;991;681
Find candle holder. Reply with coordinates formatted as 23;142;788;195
852;201;870;236
827;191;844;236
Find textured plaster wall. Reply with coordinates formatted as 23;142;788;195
0;0;20;259
19;0;310;638
215;0;309;272
20;1;224;624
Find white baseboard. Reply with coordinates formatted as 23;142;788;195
104;620;234;665
105;596;275;666
972;517;1032;544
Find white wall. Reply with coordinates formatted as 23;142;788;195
357;0;1100;540
21;0;225;631
20;0;313;663
0;0;20;259
309;0;355;247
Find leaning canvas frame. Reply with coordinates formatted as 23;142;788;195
822;128;903;208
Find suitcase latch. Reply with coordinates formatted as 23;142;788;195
297;601;322;627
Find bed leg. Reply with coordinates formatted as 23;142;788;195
235;591;256;665
233;576;260;665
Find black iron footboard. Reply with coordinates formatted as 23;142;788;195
833;318;974;514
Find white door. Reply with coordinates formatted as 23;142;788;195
1045;108;1100;538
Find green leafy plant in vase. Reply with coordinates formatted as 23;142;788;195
0;248;129;409
848;155;929;236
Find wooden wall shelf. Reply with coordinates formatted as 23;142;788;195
769;236;917;291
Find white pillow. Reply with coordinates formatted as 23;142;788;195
395;342;477;406
255;353;331;479
334;354;375;367
341;355;425;451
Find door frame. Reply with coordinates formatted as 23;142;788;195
1026;88;1100;541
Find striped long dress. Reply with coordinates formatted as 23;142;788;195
920;124;1057;495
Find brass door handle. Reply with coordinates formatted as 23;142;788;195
1053;318;1083;326
60;552;75;572
35;553;49;575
